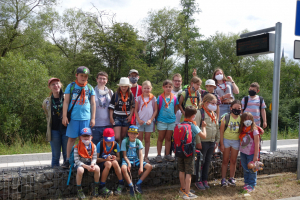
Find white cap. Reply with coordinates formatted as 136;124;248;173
205;79;216;87
117;77;132;88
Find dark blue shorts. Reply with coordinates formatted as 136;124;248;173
114;115;130;127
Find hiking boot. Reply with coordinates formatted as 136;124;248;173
203;180;210;189
156;155;163;163
114;184;125;195
244;185;255;192
61;160;70;169
228;177;236;186
99;186;112;197
195;181;205;190
221;178;228;187
183;192;198;199
93;184;99;196
164;154;175;162
77;187;85;199
135;184;143;194
129;186;135;196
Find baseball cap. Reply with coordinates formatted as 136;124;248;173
128;125;139;133
128;69;139;75
80;127;92;136
103;128;115;142
205;79;216;87
77;66;90;74
48;78;60;86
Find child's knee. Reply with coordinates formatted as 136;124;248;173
112;160;119;167
94;165;100;172
77;167;84;174
105;161;112;169
121;165;127;173
145;164;152;171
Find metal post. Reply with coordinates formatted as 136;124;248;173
298;109;300;179
270;22;282;152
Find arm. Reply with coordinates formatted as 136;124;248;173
115;152;120;162
216;105;220;120
148;102;158;125
74;147;84;167
42;100;48;116
109;109;115;125
91;146;97;165
122;151;131;172
219;119;225;152
175;104;178;114
97;153;106;163
135;100;143;125
197;121;206;139
90;95;96;128
178;95;185;116
138;149;143;175
62;93;70;126
261;108;267;128
253;134;260;162
215;122;220;148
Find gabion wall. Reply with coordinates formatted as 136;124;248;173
0;150;297;199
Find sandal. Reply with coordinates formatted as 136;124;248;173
144;157;150;163
213;153;220;159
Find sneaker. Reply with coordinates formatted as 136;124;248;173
228;177;236;186
135;184;143;194
164;154;175;162
156;155;163;163
114;184;125;195
179;188;196;194
77;187;86;199
129;186;135;196
61;160;70;169
183;192;198;199
243;184;248;189
221;178;228;187
244;185;255;192
93;184;99;196
195;181;205;190
203;180;210;189
99;186;112;197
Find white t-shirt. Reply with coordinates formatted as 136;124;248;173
136;96;157;122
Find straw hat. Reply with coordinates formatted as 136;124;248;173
117;77;132;88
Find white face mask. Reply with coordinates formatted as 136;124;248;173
244;120;252;127
82;139;91;146
207;104;217;111
215;74;223;81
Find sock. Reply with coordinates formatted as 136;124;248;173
95;182;99;184
66;158;69;161
100;182;105;186
119;179;124;185
128;182;133;187
136;179;143;185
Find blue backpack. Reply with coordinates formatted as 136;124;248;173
67;145;76;185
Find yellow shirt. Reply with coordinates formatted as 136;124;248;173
180;90;200;122
222;115;241;140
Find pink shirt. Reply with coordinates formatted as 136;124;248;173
239;130;259;155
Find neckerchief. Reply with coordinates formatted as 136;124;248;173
173;86;182;93
160;92;174;108
239;126;252;142
103;140;115;155
202;105;217;124
75;80;87;105
76;140;94;159
217;81;227;93
120;91;129;115
188;86;197;107
141;93;154;110
51;93;63;117
183;118;197;125
95;86;110;108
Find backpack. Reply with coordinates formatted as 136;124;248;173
67;145;76;185
173;122;194;158
120;137;140;160
177;86;201;110
69;82;93;103
99;140;118;158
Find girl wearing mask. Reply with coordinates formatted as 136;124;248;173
219;100;242;187
212;68;239;121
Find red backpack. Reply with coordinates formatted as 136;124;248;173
173;122;194;158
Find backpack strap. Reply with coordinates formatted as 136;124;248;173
158;95;163;111
99;140;104;156
259;96;263;111
243;96;249;112
199;108;205;128
196;90;201;107
224;113;231;131
108;89;113;99
183;88;189;109
114;93;119;106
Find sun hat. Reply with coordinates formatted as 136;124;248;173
80;127;92;136
128;125;139;133
117;77;132;88
103;128;115;142
48;78;60;86
128;69;139;75
77;66;90;74
205;79;216;87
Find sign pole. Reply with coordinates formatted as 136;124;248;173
298;109;300;180
270;22;282;152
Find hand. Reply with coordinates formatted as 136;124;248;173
62;116;69;127
223;93;232;99
182;111;185;117
202;121;207;128
193;68;197;77
196;143;202;150
127;164;131;172
106;156;113;161
263;122;267;129
138;119;145;126
110;118;115;126
90;119;95;128
227;76;233;82
220;144;224;153
138;167;143;175
215;143;219;150
89;164;95;172
111;155;116;160
126;115;132;123
253;156;258;162
146;120;152;125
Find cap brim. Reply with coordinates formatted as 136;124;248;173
117;84;132;88
104;136;115;142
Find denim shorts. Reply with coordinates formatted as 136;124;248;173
66;119;90;138
114;115;130;127
136;122;154;132
157;121;176;131
121;159;147;168
223;138;240;150
75;162;91;170
91;126;112;145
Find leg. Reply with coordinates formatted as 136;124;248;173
201;142;215;181
179;171;186;190
164;130;173;155
246;154;257;187
94;165;100;182
66;137;77;159
240;152;249;185
157;130;167;155
138;131;144;142
221;147;231;179
139;164;153;181
61;129;68;163
112;160;123;180
121;126;129;141
121;165;131;184
76;167;84;185
144;132;151;158
101;162;112;182
229;147;239;178
185;174;192;194
50;130;61;167
113;126;122;144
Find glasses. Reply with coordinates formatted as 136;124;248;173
97;78;107;81
209;102;217;105
173;80;182;83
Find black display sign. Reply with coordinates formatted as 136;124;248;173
236;33;274;56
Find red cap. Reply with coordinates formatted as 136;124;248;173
103;128;115;137
48;78;60;86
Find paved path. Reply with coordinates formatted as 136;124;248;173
0;139;298;170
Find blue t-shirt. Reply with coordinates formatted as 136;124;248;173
120;138;143;161
157;96;179;123
65;83;95;120
96;142;120;158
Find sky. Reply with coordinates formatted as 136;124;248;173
58;0;300;61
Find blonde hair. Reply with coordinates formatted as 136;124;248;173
200;93;216;107
190;76;202;85
172;73;182;80
239;112;257;134
142;80;152;88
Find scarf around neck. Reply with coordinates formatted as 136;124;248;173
183;118;197;125
160;92;174;108
76;140;95;159
95;86;110;108
141;93;154;110
75;80;87;105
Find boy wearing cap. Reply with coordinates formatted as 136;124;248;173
121;125;152;196
128;69;142;125
96;128;124;196
74;128;100;198
62;66;96;168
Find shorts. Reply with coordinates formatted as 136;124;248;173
66;119;90;138
157;121;176;131
177;156;195;174
223;138;240;150
114;115;130;127
98;161;106;170
74;162;91;170
91;126;112;145
136;122;154;132
121;159;147;168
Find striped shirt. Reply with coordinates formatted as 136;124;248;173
74;143;97;167
109;93;135;116
241;95;266;126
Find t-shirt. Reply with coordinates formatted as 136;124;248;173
136;96;157;122
121;138;144;161
130;85;142;125
157;96;179;124
95;87;113;127
108;92;135;116
215;81;234;100
180;90;200;122
190;123;202;147
239;130;259;155
201;90;221;105
65;83;95;120
172;89;182;125
51;97;65;130
222;115;241;140
241;95;266;126
97;142;120;159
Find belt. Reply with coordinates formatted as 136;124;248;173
222;102;232;105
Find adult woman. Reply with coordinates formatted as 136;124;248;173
213;68;239;121
42;78;68;167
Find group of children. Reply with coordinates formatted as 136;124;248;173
53;66;266;199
